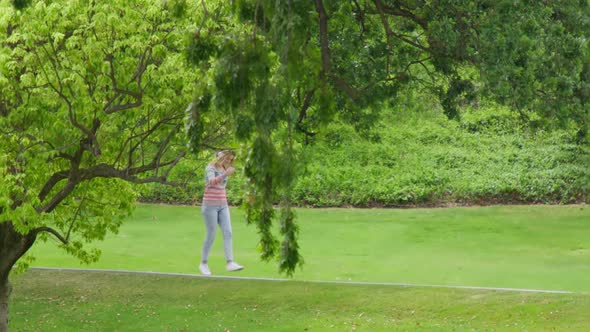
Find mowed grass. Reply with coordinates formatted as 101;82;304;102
29;204;590;292
11;269;590;332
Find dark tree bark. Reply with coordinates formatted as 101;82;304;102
0;278;10;332
0;221;36;332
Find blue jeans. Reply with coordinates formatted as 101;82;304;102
201;205;233;263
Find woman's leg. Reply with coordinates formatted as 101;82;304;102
201;205;218;263
217;205;234;262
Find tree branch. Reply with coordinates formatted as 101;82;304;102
103;52;144;114
373;0;392;75
314;0;361;101
38;171;69;203
197;0;210;36
377;2;428;30
113;113;183;168
388;29;430;53
31;226;68;245
145;123;183;176
298;88;315;125
65;194;86;241
314;0;332;78
331;75;360;100
38;140;185;213
351;0;366;36
37;179;77;214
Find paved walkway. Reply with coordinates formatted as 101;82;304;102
30;267;575;294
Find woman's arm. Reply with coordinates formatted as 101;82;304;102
206;167;233;185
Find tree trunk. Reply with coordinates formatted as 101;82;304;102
0;221;36;332
0;279;10;332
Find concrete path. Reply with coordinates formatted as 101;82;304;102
30;267;575;294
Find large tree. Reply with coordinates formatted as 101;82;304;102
0;1;224;330
2;0;589;330
186;0;589;279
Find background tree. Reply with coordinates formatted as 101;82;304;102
0;1;222;330
186;0;589;275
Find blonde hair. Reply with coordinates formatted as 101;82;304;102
215;150;235;161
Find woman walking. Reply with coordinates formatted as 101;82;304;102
199;150;244;276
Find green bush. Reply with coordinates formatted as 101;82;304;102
290;106;589;207
138;105;589;207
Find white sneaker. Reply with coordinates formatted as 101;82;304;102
199;263;211;276
226;261;244;272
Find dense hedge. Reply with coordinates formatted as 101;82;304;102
138;107;589;207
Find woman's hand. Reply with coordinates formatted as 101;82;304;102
224;167;236;176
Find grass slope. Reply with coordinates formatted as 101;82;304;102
11;270;590;331
29;204;590;292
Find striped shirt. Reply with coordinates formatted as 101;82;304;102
202;164;228;206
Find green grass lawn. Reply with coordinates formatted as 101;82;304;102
12;204;590;331
29;204;590;292
11;269;590;332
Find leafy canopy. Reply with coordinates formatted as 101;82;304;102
0;0;205;269
186;0;589;274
